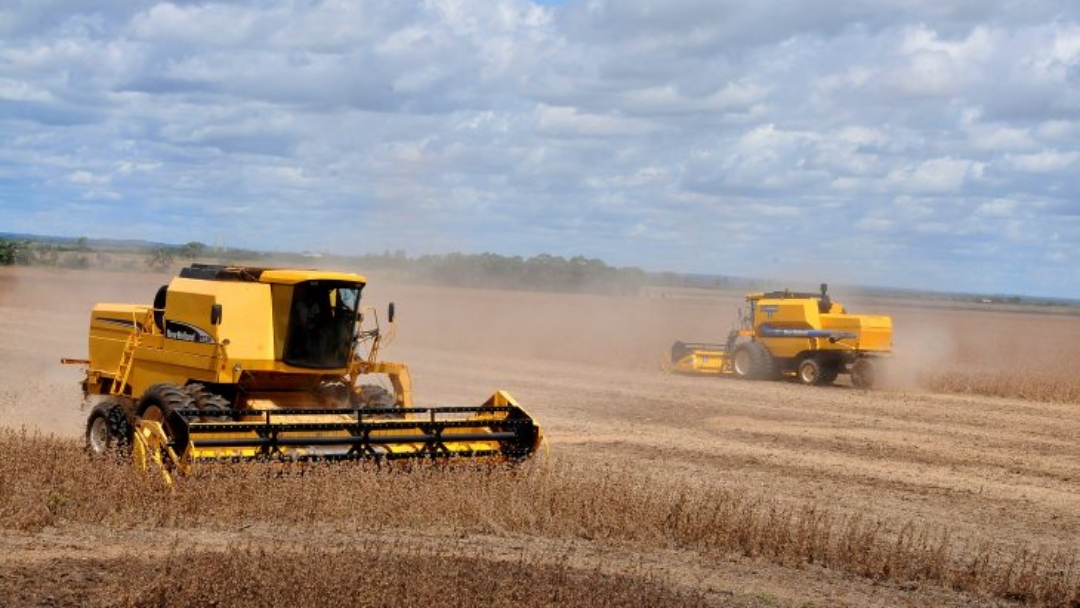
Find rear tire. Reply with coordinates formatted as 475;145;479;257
732;342;777;380
85;400;133;458
797;358;821;385
820;363;840;385
797;358;840;386
851;359;876;389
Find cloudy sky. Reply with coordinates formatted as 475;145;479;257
1;1;1078;297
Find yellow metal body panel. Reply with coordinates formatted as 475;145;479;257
258;269;366;285
126;341;219;394
752;296;892;359
167;277;275;361
754;298;816;359
820;313;893;352
88;304;154;394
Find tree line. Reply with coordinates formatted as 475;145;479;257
0;236;652;294
350;250;648;294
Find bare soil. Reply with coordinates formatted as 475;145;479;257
2;266;1079;606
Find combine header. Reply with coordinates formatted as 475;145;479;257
65;264;542;482
667;284;892;388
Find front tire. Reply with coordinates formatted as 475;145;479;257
732;342;777;380
137;383;195;454
184;384;233;421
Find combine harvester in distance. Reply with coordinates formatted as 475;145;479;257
667;284;892;388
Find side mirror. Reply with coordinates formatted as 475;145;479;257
387;302;396;324
210;304;223;325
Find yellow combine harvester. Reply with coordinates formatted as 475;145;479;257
667;284;892;388
64;264;542;482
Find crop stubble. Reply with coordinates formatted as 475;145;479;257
2;267;1079;606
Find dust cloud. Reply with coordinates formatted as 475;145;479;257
0;267;169;436
4;265;1079;438
878;309;959;391
363;279;746;372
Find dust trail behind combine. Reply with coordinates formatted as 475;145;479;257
0;269;175;435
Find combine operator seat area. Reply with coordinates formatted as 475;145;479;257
281;281;360;369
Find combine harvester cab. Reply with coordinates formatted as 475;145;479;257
66;264;543;482
667;283;892;388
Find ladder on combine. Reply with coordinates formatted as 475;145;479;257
111;309;154;396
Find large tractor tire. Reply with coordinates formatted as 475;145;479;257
732;342;777;380
797;357;840;386
184;383;233;421
850;359;876;389
85;399;134;458
137;383;196;453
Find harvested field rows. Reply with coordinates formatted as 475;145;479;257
2;267;1080;606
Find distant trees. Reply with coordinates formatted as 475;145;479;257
180;241;206;260
0;239;30;265
353;250;648;294
146;246;175;271
33;243;60;266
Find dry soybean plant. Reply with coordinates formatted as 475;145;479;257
2;430;1079;605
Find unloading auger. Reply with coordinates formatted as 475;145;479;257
64;264;543;483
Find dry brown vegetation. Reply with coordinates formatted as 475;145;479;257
878;303;1080;403
2;430;1079;606
4;267;1080;606
3;536;706;608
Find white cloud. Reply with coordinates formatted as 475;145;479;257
68;170;108;185
887;157;982;193
977;198;1018;217
856;217;893;231
535;104;657;136
1007;150;1079;173
0;77;53;102
116;161;161;174
0;0;1079;296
